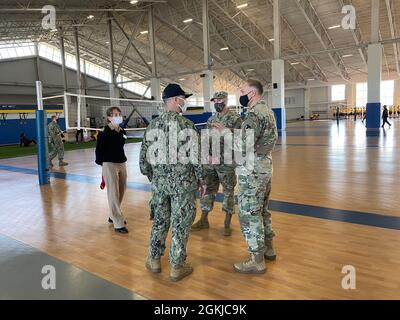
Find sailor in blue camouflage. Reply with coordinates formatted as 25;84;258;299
191;91;241;236
140;83;206;281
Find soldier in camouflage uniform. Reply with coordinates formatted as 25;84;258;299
140;83;206;282
191;91;241;236
48;115;68;168
214;79;278;274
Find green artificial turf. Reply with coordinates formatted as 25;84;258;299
0;138;142;160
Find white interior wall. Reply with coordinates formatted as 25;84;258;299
0;57;155;125
1;57;399;124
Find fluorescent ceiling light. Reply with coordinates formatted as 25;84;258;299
220;47;229;51
130;0;138;4
147;61;152;64
328;25;340;30
342;54;353;58
87;15;94;19
308;78;315;81
179;78;185;81
236;3;248;9
247;68;254;71
183;18;193;23
291;62;300;65
268;38;274;42
140;30;148;34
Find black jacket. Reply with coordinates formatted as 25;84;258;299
95;125;127;165
382;109;389;119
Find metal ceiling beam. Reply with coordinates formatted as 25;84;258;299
112;13;152;73
379;30;390;76
113;12;146;77
209;36;400;72
210;0;305;83
208;21;248;78
385;0;400;75
337;0;367;66
294;0;351;81
266;0;328;82
0;8;147;12
148;4;158;77
154;14;245;83
107;12;116;87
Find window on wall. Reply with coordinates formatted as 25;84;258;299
228;94;236;106
187;96;204;107
356;81;394;107
37;43;151;98
381;80;394;105
356;82;368;107
331;84;346;101
0;41;35;59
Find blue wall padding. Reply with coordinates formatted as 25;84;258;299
272;107;286;130
0;118;65;145
183;112;212;125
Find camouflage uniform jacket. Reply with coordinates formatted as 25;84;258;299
48;121;63;144
238;100;278;174
206;109;242;167
139;111;205;195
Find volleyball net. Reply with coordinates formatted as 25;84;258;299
42;92;163;133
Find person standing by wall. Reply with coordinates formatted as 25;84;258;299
48;115;68;168
95;107;129;234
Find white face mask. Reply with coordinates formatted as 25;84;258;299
112;116;123;125
177;97;187;113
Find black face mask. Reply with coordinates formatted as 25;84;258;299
239;93;250;107
214;102;225;113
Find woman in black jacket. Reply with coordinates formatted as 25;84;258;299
95;107;129;234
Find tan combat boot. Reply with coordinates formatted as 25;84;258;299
145;256;161;273
191;212;209;231
59;160;68;166
265;239;276;261
170;263;193;282
223;213;232;236
233;252;266;274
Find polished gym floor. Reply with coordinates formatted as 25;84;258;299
0;119;399;299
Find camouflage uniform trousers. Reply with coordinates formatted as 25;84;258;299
148;189;196;267
237;172;275;253
200;165;236;215
49;137;64;162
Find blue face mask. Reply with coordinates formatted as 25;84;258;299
112;116;123;125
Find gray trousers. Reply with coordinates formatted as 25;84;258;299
102;162;127;229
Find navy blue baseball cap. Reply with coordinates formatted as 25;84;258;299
162;83;192;99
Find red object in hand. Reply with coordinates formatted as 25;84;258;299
100;176;106;190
